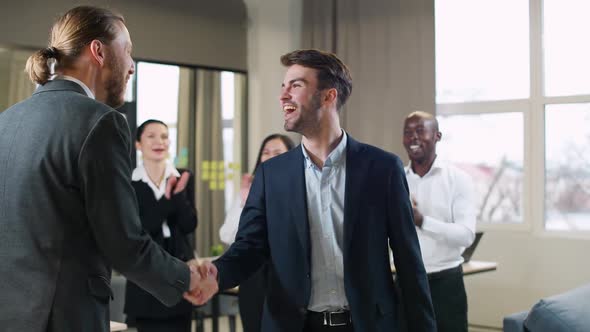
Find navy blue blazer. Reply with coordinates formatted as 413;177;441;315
214;135;436;332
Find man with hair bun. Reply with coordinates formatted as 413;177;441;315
0;6;215;331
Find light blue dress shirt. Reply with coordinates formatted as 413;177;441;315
302;131;349;312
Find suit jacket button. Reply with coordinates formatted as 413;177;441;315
300;308;307;315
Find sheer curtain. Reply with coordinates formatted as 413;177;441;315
176;67;195;171
176;68;248;257
5;49;35;110
193;69;225;257
302;0;435;157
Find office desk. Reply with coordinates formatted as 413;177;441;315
390;260;498;276
110;321;127;331
461;260;498;276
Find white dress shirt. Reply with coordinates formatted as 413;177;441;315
219;197;242;245
405;158;476;273
303;131;349;312
55;75;95;99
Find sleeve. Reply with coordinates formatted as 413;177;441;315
169;171;198;234
213;165;269;291
218;197;243;245
387;157;437;332
419;169;476;248
78;111;190;307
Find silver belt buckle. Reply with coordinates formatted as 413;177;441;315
324;311;349;327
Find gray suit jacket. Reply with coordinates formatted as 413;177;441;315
0;80;190;332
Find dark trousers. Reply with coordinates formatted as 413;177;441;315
428;265;468;332
238;264;267;332
134;313;192;332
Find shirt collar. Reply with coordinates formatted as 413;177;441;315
132;163;181;183
301;129;348;169
405;156;446;177
55;75;95;99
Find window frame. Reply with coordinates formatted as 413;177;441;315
435;0;590;237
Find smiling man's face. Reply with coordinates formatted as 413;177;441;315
403;115;441;165
279;64;323;135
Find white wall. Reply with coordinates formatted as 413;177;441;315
243;0;302;167
0;0;247;70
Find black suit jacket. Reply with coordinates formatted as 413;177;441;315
214;136;436;332
125;170;197;319
0;80;190;332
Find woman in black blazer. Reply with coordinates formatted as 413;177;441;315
124;119;198;332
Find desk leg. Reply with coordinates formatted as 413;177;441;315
229;315;236;332
211;294;219;332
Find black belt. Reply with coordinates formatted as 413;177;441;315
307;310;352;327
428;264;463;281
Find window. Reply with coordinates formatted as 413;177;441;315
435;0;529;103
438;113;524;223
543;0;590;97
545;104;590;231
136;62;180;164
436;0;590;233
435;0;528;225
221;71;237;211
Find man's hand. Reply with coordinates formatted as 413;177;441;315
183;260;219;305
165;171;190;199
411;197;424;228
239;174;253;205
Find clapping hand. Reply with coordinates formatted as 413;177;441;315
165;171;190;199
239;174;253;206
183;260;219;305
410;196;424;227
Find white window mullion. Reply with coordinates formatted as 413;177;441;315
529;0;545;235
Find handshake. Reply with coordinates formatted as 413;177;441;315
183;260;219;305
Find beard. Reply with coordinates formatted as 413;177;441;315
103;53;127;108
284;92;322;134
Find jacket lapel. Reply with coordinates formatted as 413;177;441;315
286;146;311;261
343;136;367;258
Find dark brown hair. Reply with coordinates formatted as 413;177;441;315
25;6;124;85
253;134;295;173
280;49;352;110
136;119;167;142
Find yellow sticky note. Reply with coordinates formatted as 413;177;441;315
209;181;218;190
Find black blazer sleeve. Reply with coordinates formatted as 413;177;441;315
169;170;198;234
387;157;436;331
78;111;190;307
